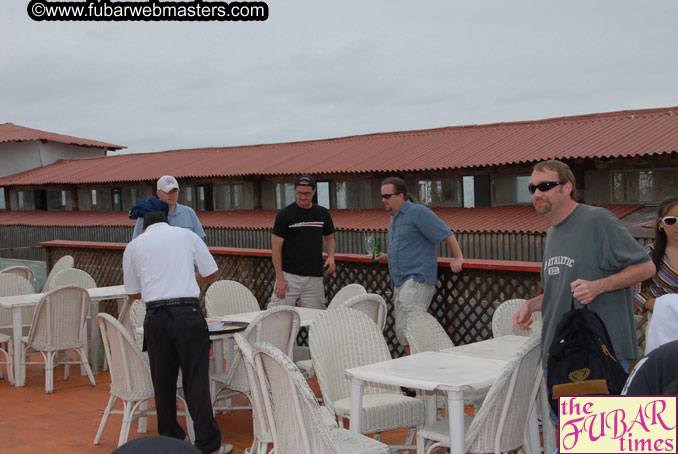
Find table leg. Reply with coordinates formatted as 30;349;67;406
349;378;364;433
424;391;437;425
90;300;99;374
12;307;23;386
447;390;465;454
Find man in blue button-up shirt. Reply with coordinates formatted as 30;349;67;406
378;177;464;353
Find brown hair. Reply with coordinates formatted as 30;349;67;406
650;196;678;270
533;160;578;201
381;177;417;202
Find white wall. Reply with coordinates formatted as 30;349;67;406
0;141;43;178
0;140;106;179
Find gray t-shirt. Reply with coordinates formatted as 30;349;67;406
541;204;650;363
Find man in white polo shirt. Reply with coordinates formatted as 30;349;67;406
132;175;205;239
123;211;230;454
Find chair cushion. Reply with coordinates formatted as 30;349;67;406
416;414;472;448
333;393;425;433
329;427;390;453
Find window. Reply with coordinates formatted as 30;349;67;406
46;190;71;211
417;178;462;207
334;180;372;209
612;170;678;203
274;182;296;209
122;186;153;211
77;188;112;211
0;188;4;210
178;186;195;209
492;175;532;206
316;181;330;209
214;182;254;210
10;190;36;210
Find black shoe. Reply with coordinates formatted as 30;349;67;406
401;386;417;397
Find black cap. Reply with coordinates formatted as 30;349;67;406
294;174;316;189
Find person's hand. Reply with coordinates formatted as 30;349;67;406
374;252;388;262
274;278;289;299
570;279;602;305
323;256;336;274
513;302;533;331
450;257;463;273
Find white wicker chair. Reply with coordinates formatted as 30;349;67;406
234;333;274;454
211;306;300;413
337;293;387;331
492;298;542;338
94;313;194;447
0;332;13;385
404;311;487;411
41;255;74;292
0;274;35;339
20;286;96;393
205;279;261;317
416;335;542;454
0;265;35;287
118;298;146;349
254;342;390;454
44;268;97;291
327;283;367;308
309;307;424;451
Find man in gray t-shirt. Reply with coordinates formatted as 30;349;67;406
514;160;655;365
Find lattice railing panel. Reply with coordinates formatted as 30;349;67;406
42;244;573;356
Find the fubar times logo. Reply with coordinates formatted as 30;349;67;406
560;396;677;453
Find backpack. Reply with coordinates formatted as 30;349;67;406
546;298;628;414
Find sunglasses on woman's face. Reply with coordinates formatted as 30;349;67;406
661;216;678;226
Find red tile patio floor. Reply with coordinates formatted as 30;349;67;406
0;360;417;454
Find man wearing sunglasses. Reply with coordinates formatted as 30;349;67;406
269;175;336;309
514;160;656;371
378;176;464;354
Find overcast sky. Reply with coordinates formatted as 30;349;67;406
2;1;678;155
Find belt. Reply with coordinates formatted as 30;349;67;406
146;297;200;310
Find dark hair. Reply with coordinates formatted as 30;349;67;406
381;176;417;203
114;435;200;454
663;378;678;395
533;160;578;201
143;210;169;229
651;196;678;270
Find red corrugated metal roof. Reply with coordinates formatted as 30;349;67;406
0;123;125;150
0;107;676;187
0;205;642;234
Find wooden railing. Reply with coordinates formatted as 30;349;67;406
40;240;547;356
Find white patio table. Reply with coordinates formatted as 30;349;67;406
216;306;323;372
346;335;539;454
0;284;127;386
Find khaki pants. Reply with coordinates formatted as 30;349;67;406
393;278;436;346
268;271;326;309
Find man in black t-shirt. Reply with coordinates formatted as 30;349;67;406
269;175;336;309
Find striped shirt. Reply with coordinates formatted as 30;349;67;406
634;243;678;309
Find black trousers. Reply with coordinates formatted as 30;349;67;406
144;304;222;454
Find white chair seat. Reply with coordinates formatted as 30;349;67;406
416;414;473;448
332;393;425;433
327;427;392;453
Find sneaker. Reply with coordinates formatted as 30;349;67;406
210;443;233;454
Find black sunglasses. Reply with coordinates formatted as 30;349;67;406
662;216;678;226
527;181;564;194
381;193;398;199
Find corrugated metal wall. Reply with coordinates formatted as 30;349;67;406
0;225;649;262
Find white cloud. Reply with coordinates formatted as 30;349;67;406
1;0;677;155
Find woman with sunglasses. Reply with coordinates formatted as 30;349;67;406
634;196;678;311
